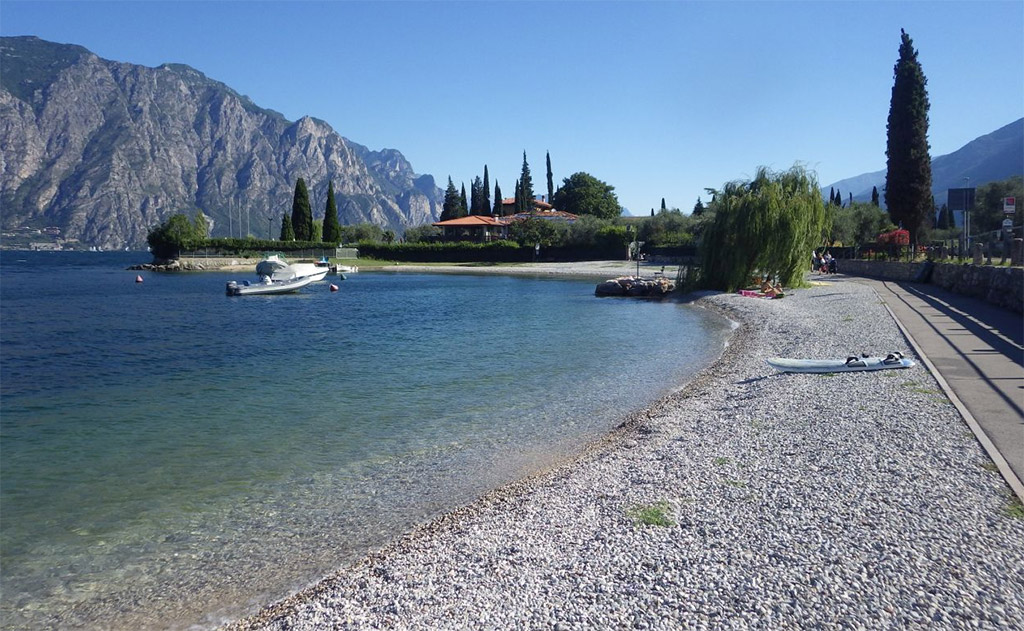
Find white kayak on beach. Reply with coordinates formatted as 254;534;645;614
766;352;915;373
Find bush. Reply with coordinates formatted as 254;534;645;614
357;240;526;263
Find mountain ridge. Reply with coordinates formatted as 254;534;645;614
0;36;443;249
823;118;1024;205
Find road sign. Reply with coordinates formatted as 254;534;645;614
1003;218;1014;230
1005;197;1016;214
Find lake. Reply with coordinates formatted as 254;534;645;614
0;251;733;629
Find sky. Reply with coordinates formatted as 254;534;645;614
2;1;1022;216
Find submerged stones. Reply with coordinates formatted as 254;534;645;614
595;276;675;297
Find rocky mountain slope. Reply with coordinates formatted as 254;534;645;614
823;117;1023;206
0;36;442;249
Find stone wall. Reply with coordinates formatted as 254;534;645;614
839;260;1023;314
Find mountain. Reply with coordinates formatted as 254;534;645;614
823;118;1024;206
0;36;443;249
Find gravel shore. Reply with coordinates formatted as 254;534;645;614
223;275;1024;631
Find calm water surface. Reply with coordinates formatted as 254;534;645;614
0;251;732;629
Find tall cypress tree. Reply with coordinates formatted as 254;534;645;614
546;151;554;203
440;177;461;221
482;165;490;215
871;186;880;207
322;181;342;244
661;198;667;212
514;178;521;214
493;181;503;216
520;151;534;211
460;183;469;216
885;28;932;244
290;178;313;241
280;213;295;241
829;187;836;206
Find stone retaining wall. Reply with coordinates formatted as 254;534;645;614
839;260;1023;314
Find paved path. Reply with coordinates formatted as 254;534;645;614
854;277;1024;501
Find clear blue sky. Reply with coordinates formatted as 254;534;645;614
2;1;1022;216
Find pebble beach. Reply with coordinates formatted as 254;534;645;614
224;274;1024;630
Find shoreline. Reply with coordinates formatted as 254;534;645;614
222;276;1024;630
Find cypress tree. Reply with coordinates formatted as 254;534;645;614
834;189;842;206
460;183;469;216
871;186;880;207
440;177;461;221
546;151;554;203
520;151;534;211
514;178;521;214
280;213;295;241
661;198;667;212
469;177;483;215
482;165;490;215
693;197;705;216
322;181;342;244
829;187;836;206
885;28;932;243
290;178;313;241
493;181;503;216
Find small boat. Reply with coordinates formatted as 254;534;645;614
255;254;329;283
225;274;316;296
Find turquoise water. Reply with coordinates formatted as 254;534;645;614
0;252;732;629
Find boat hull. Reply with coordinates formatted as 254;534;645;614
226;275;316;296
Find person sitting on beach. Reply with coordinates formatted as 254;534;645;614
760;279;783;297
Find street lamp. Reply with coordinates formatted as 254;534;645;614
963;177;971;251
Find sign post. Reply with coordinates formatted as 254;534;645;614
1004;197;1016;215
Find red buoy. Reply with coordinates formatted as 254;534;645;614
329;284;339;292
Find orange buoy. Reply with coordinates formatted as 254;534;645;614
329;284;339;292
135;275;144;283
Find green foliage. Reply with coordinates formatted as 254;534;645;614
279;214;295;241
551;172;622;220
357;240;524;263
311;219;323;243
830;202;895;246
470;176;486;215
626;501;674;527
460;183;468;215
972;176;1023;234
638;208;694;247
193;211;210;239
290;178;314;241
693;197;705;216
509;216;560;247
146;213;201;258
871;186;880;207
885;29;933;244
700;165;827;291
339;222;384;244
322;181;342;244
402;224;442;243
493;181;503;216
546;151;554;203
519;151;534;212
440;177;464;221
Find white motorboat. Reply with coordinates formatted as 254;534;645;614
255;254;329;283
225;274;316;296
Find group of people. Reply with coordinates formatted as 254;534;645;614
813;251;837;274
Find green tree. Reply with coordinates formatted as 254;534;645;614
279;213;295;241
290;178;314;241
513;178;522;214
693;197;705;216
871;186;880;207
312;219;323;243
546;151;554;203
323;181;342;244
404;224;442;243
440;177;462;221
972;176;1023;234
460;183;469;216
339;223;385;243
639;208;694;247
482;165;490;215
661;198;667;212
193;211;210;239
519;151;534;211
383;229;396;244
146;213;200;258
470;176;486;215
509;216;559;247
700;165;828;291
551;172;622;220
830;202;894;246
885;28;932;244
493;181;503;216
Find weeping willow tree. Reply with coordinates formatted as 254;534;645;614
700;165;828;291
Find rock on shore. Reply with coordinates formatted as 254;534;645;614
223;276;1024;631
595;276;675;297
